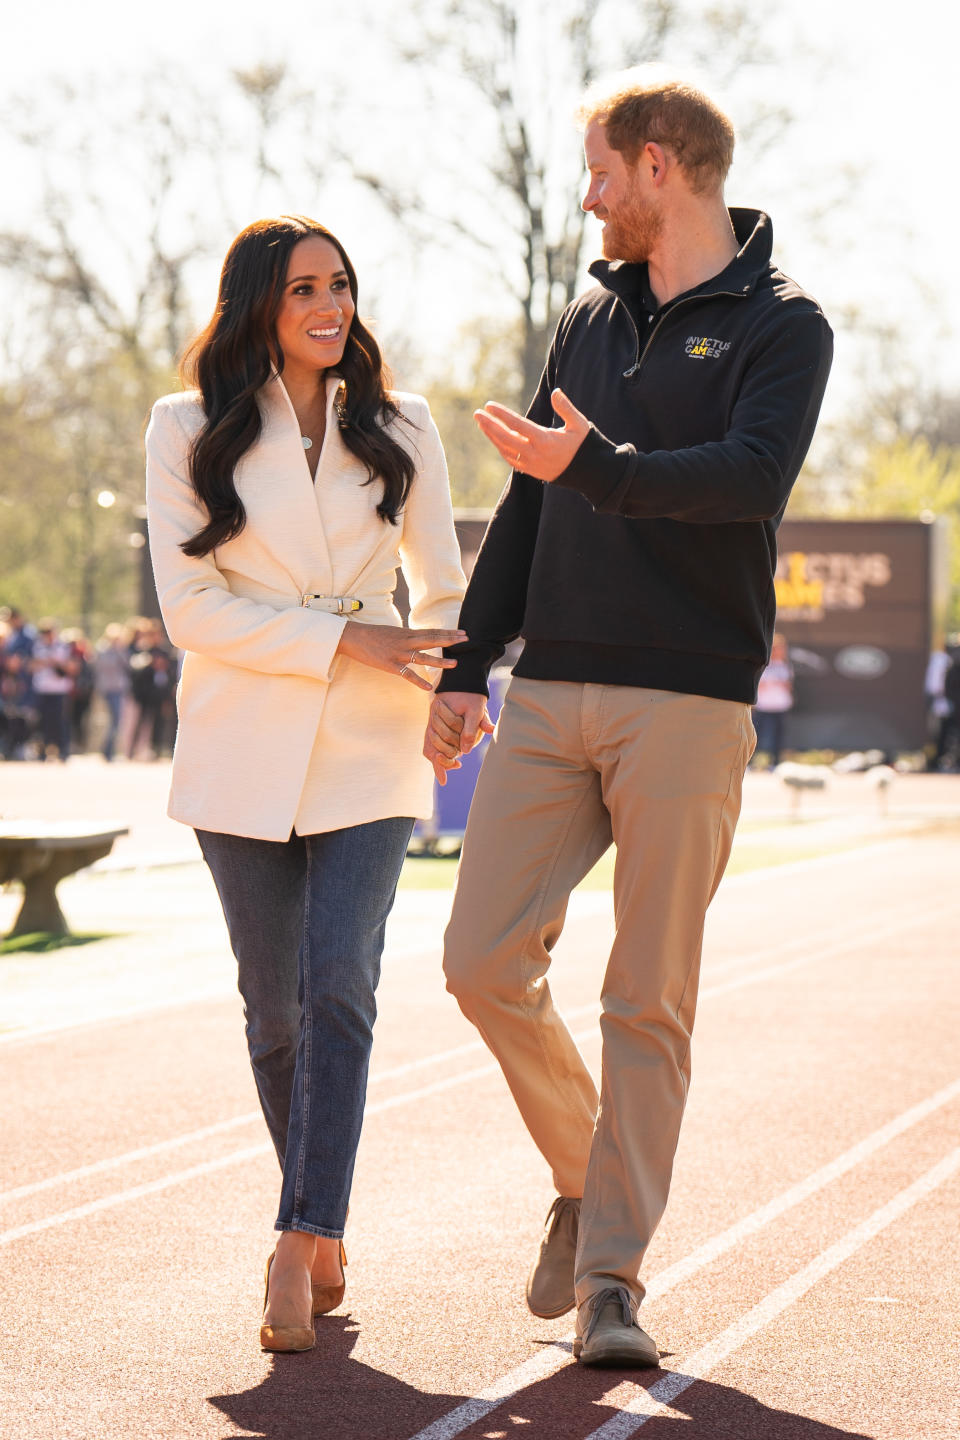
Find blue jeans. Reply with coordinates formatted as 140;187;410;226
196;817;413;1237
36;692;71;760
101;692;125;761
752;708;787;766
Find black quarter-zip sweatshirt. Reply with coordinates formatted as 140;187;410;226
437;209;834;705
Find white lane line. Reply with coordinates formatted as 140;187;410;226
367;1001;600;1086
0;1144;273;1250
0;835;923;1048
0;1034;602;1242
645;1076;960;1296
389;896;952;1108
0;1048;535;1247
703;909;907;982
0;1111;262;1206
0;941;440;1048
699;899;957;1002
0;985;241;1047
406;1343;577;1440
4;888;950;1222
709;873;956;983
584;1145;960;1439
0;1004;603;1211
402;1074;960;1440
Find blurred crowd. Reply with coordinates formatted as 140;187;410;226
0;607;179;763
5;601;960;773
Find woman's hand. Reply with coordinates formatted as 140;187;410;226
336;622;467;691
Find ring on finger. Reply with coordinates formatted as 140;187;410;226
513;448;522;467
399;664;410;678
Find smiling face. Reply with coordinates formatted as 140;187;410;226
274;235;356;382
581;119;663;263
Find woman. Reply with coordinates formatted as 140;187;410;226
145;216;466;1352
752;632;794;768
92;623;132;761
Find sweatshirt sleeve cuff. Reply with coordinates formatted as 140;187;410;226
434;643;492;696
552;425;635;512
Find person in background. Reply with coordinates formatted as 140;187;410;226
1;607;36;668
30;619;77;761
127;623;176;759
928;637;960;772
94;623;133;761
925;642;955;772
752;632;794;769
0;607;36;759
62;629;95;754
146;215;465;1354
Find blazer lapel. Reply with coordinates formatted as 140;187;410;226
234;373;336;594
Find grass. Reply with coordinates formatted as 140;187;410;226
0;931;114;955
400;855;461;890
397;834;875;892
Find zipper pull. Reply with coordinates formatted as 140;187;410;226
622;362;640;379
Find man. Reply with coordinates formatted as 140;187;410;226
424;71;833;1368
0;608;36;759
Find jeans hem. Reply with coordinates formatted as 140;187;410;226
274;1221;345;1239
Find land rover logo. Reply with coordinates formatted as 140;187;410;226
834;645;890;679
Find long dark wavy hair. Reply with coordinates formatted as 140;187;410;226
178;216;415;557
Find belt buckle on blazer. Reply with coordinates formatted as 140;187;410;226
299;593;364;614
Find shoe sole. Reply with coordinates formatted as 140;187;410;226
573;1337;659;1368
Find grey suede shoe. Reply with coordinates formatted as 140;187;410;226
573;1286;659;1368
525;1195;581;1318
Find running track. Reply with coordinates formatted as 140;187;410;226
2;830;959;1438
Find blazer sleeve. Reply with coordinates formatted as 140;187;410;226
396;399;467;633
145;397;347;679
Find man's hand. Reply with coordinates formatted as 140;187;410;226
474;388;590;481
423;692;496;786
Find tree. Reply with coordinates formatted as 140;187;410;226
0;73;226;377
423;319;526;508
0;346;175;636
851;436;960;630
384;0;792;401
0;64;344;630
0;16;804;623
793;426;960;632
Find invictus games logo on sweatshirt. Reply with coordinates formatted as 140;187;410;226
685;335;731;359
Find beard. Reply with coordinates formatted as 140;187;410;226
599;193;663;264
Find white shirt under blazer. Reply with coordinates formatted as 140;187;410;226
145;374;467;841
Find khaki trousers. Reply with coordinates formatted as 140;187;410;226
443;677;755;1309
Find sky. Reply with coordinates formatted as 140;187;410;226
1;0;957;434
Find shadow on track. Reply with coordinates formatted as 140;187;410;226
208;1312;467;1440
436;1342;877;1440
209;1321;876;1440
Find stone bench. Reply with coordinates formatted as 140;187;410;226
0;821;129;938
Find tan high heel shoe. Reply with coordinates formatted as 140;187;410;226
260;1251;316;1353
312;1240;347;1316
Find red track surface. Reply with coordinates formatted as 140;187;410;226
2;787;959;1438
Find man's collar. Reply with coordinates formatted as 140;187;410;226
588;208;773;306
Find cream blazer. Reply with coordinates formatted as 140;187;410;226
145;375;466;841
